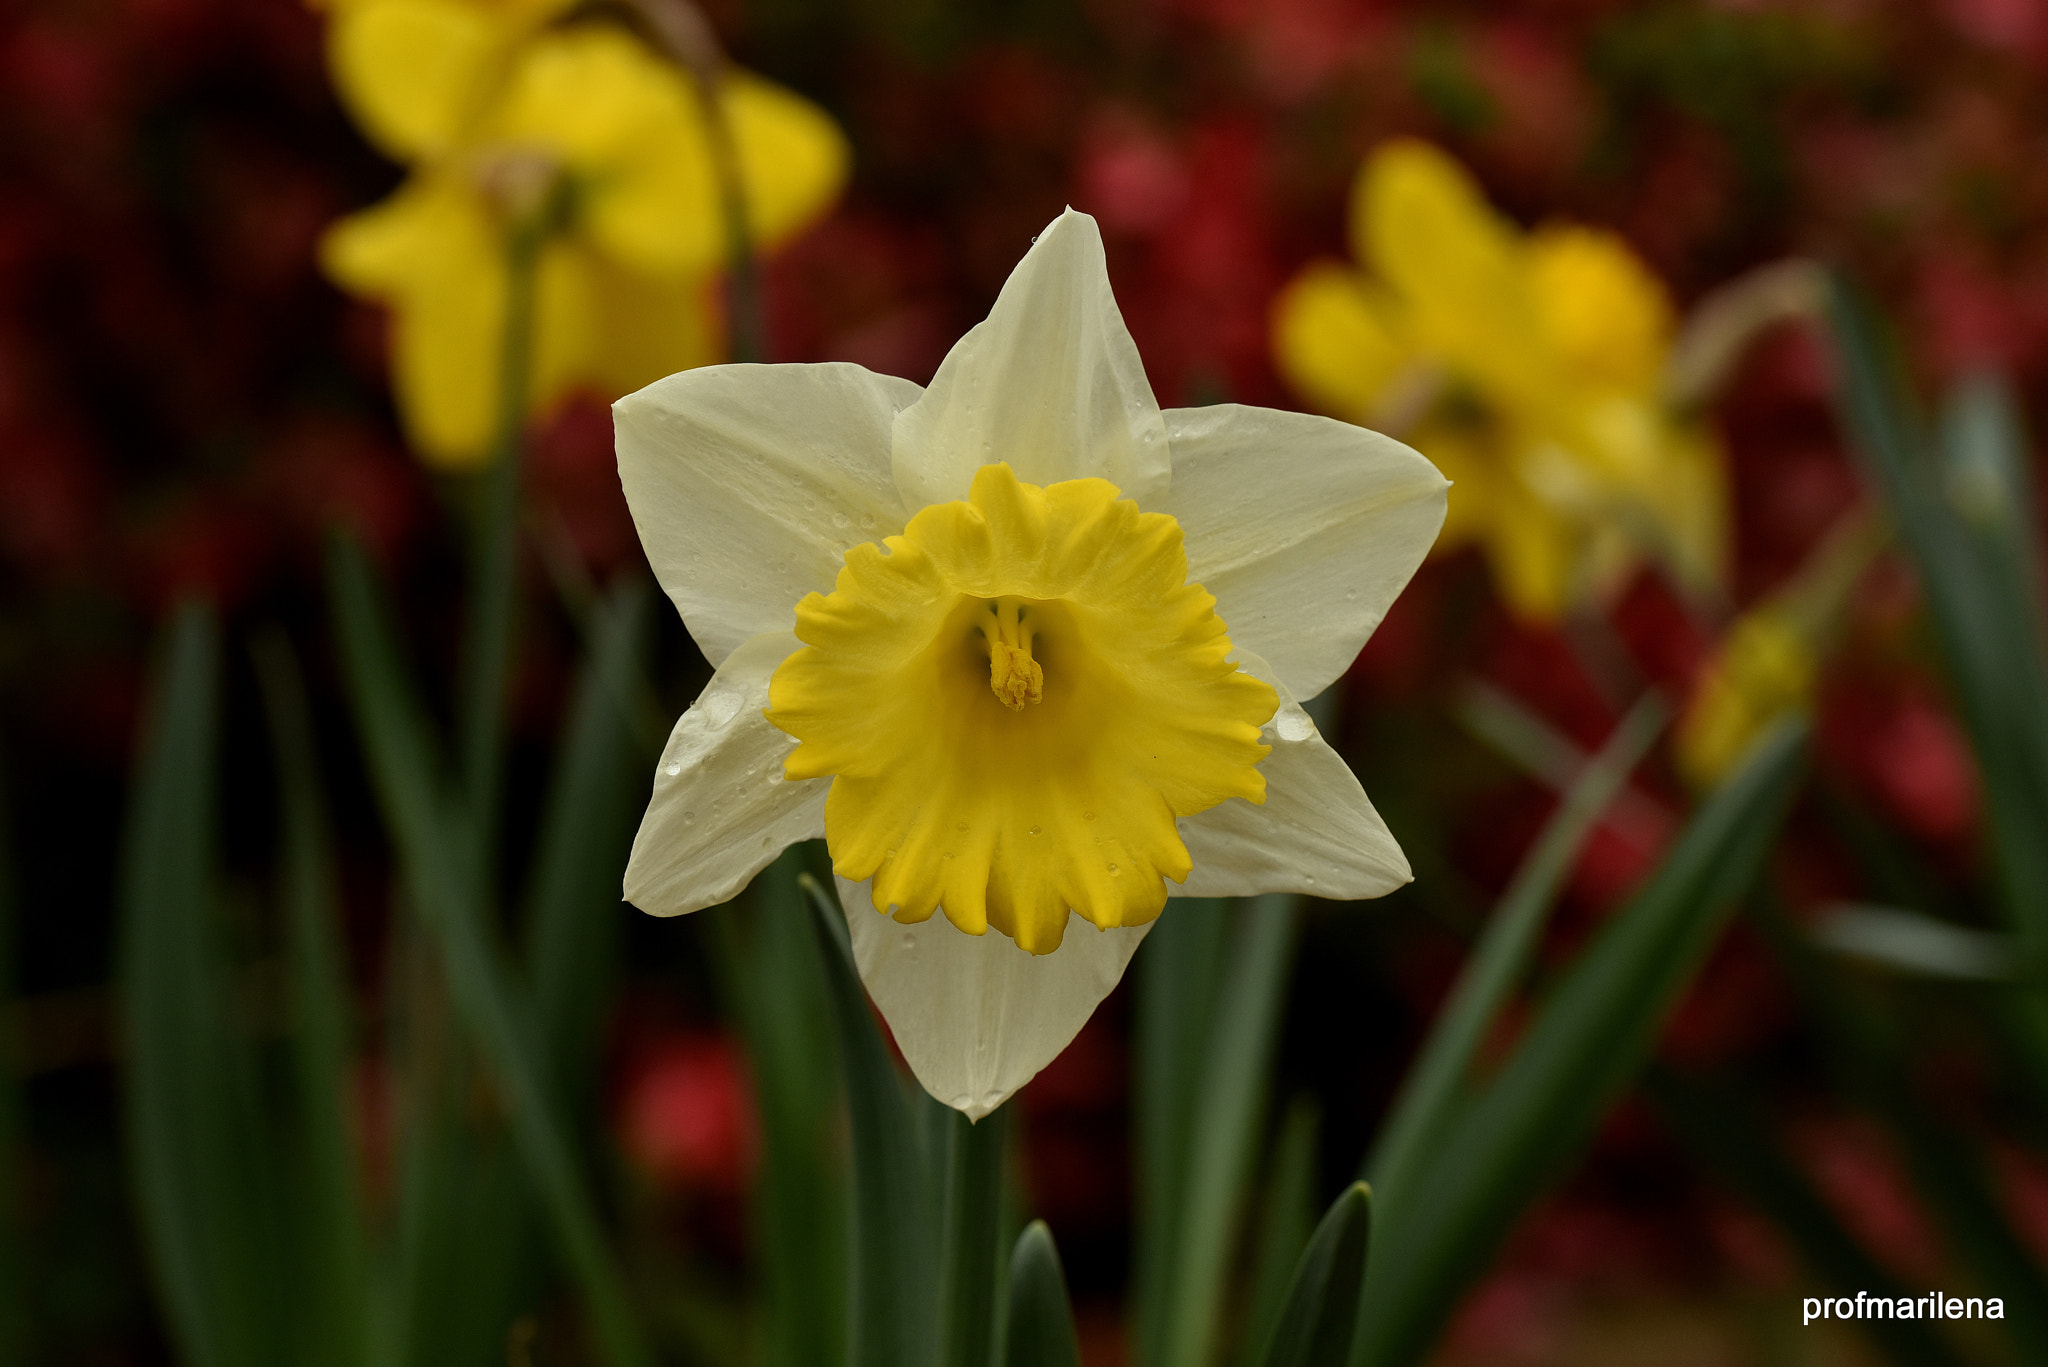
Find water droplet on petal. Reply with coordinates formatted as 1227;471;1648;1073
1106;862;1120;875
955;821;969;832
1277;711;1314;743
698;690;743;728
1028;825;1041;836
664;762;682;776
682;810;696;824
832;512;851;529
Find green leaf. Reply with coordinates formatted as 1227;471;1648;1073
1369;694;1666;1201
523;582;650;1092
328;538;654;1367
1234;1101;1319;1367
1140;896;1300;1367
1002;1221;1082;1367
251;635;372;1367
1810;903;2014;981
118;603;292;1367
938;1104;1007;1367
1826;286;2048;957
1354;719;1807;1367
712;848;846;1367
802;873;938;1367
1258;1183;1372;1367
1643;1065;1959;1367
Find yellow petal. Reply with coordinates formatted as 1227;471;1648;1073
1355;139;1539;400
324;178;505;465
726;70;851;249
490;28;848;279
1675;607;1814;787
766;464;1275;954
1269;262;1411;425
530;242;720;443
576;249;723;399
1481;467;1579;622
1527;224;1673;394
327;0;502;161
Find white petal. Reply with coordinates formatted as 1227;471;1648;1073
1175;650;1410;900
615;362;924;668
837;875;1151;1119
624;631;827;916
1163;403;1448;701
892;209;1169;510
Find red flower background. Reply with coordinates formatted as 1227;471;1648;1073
4;0;2047;1361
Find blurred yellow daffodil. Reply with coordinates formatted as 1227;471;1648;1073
1273;139;1727;621
318;0;849;466
615;211;1447;1115
1675;512;1883;787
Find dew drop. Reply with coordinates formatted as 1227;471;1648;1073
832;512;850;528
1345;587;1358;601
1277;710;1315;743
698;690;743;728
1028;825;1042;836
899;932;916;953
955;821;969;832
1106;862;1120;875
664;762;682;776
1082;810;1097;822
682;810;696;825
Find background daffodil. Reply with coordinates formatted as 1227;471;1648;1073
1273;139;1727;621
320;2;849;466
615;209;1449;1117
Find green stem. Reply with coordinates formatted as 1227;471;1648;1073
457;216;545;890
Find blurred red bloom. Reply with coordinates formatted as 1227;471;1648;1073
618;1033;758;1194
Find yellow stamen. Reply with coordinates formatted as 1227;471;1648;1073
979;598;1044;710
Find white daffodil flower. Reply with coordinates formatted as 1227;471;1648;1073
616;208;1447;1118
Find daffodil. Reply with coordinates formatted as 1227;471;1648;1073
319;0;849;466
616;210;1448;1116
1675;512;1882;787
1273;139;1726;621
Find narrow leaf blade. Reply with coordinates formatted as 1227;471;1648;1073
1004;1221;1082;1367
251;635;372;1367
802;873;938;1367
1355;720;1807;1367
1259;1183;1372;1367
1151;896;1300;1367
1370;695;1666;1198
118;604;289;1367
